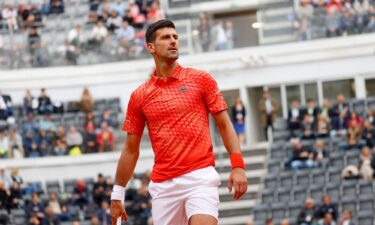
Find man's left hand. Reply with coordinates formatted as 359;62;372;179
228;168;247;200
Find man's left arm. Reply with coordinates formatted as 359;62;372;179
213;110;247;200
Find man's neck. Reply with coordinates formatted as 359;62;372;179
155;60;178;79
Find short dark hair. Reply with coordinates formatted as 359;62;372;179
145;19;175;43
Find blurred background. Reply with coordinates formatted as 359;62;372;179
0;0;375;225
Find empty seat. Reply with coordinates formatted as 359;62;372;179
262;189;275;204
280;171;293;188
268;159;281;174
293;186;307;201
327;168;342;184
64;179;76;193
271;202;287;220
358;210;374;225
288;201;303;220
340;196;357;215
309;184;325;202
325;182;340;202
276;187;291;203
345;151;360;166
329;152;345;169
264;174;278;190
358;180;373;194
351;98;366;117
342;180;357;196
10;209;26;225
295;170;310;187
367;97;375;110
358;194;374;211
253;204;269;222
46;180;61;194
274;118;288;130
311;168;326;185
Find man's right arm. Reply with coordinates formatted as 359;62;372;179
110;133;141;225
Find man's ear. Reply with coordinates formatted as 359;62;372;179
146;42;155;54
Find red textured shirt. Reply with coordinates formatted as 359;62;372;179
122;64;228;182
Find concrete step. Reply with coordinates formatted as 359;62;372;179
263;26;296;37
261;34;296;44
262;21;293;30
260;0;293;10
263;7;293;17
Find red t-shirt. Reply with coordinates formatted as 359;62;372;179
122;64;228;182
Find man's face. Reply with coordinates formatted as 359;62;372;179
147;27;179;61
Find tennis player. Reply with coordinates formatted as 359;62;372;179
110;19;247;225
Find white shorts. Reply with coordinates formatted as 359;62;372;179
148;166;221;225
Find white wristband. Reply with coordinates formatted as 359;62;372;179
111;185;126;204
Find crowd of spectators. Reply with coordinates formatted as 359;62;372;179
247;196;356;225
296;0;375;41
0;0;165;69
284;94;375;180
0;87;118;159
0;169;152;225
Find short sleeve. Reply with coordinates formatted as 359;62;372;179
122;92;145;136
200;73;228;114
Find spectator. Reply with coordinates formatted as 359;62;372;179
231;96;246;145
89;0;101;21
326;2;342;37
8;128;24;159
83;122;97;153
28;27;41;66
341;119;362;150
316;114;330;138
225;21;235;49
99;110;113;128
0;130;9;159
211;21;228;51
54;138;68;156
73;179;89;209
288;99;303;135
337;210;356;225
0;90;13;122
23;89;37;115
198;13;210;52
147;1;165;24
96;122;115;152
8;182;22;209
84;112;96;128
97;200;111;225
259;88;278;141
116;20;136;57
362;119;375;147
80;88;94;114
320;98;333;121
10;168;23;186
89;20;108;49
123;9;135;26
0;181;9;209
347;112;363;129
301;114;316;139
25;192;45;220
68;25;85;48
39;114;56;132
366;109;375;126
313;139;329;165
312;0;327;39
106;10;122;33
298;198;318;225
290;139;316;170
0;166;12;190
297;0;314;40
316;195;338;221
66;125;83;150
266;218;274;225
132;186;152;225
28;142;42;158
331;111;349;137
302;99;319;123
46;192;60;213
29;214;42;225
317;213;336;225
280;219;290;225
37;88;53;115
58;40;79;65
41;205;61;225
359;146;374;181
2;4;18;32
111;0;127;17
49;0;64;14
340;9;355;35
90;215;100;225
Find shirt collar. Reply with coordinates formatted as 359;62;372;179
151;64;183;83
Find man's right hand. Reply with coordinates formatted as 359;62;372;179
110;200;128;225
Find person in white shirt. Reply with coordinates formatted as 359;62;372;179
1;4;18;31
68;25;85;48
90;20;108;48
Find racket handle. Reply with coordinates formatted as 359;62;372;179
116;217;122;225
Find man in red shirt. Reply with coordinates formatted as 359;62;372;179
110;19;247;225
